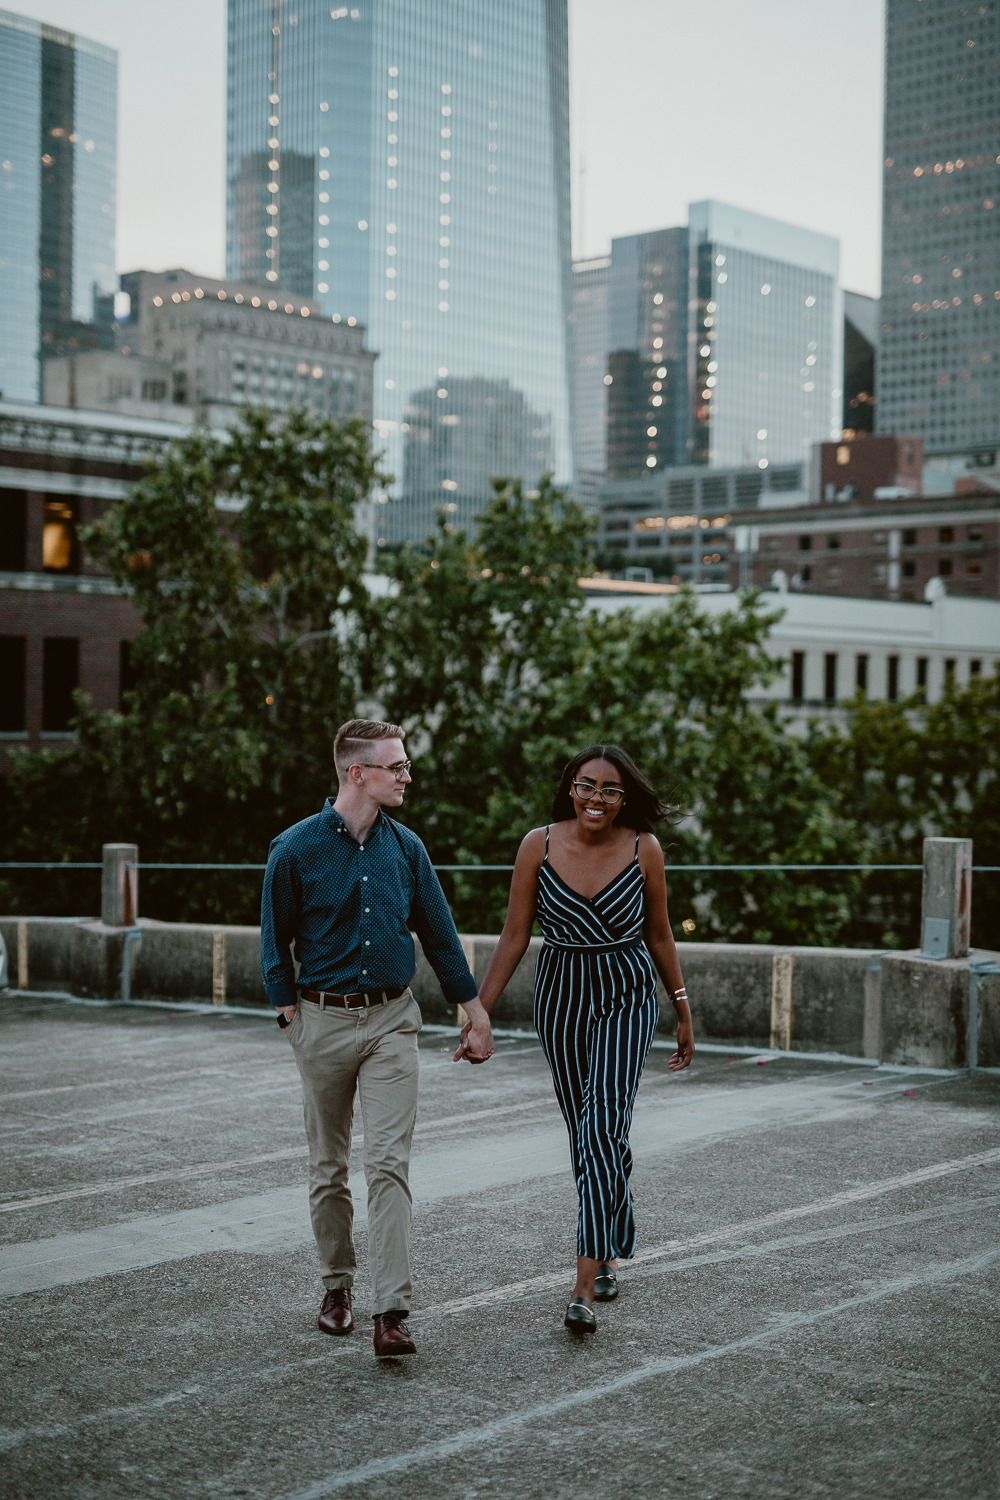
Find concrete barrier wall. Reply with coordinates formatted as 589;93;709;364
3;913;997;1069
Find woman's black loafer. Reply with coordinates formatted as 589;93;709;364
594;1263;619;1301
564;1296;596;1333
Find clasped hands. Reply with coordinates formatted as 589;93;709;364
452;996;495;1065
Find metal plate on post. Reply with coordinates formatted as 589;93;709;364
921;917;951;959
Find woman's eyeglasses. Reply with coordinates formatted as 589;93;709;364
571;780;624;805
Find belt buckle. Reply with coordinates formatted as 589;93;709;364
343;990;368;1010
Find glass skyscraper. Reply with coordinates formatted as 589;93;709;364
227;0;573;543
688;201;842;471
0;10;117;403
877;0;1000;465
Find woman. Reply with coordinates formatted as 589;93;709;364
457;744;693;1332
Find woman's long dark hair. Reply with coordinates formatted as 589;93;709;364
550;744;675;833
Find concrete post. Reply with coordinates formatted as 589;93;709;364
102;844;138;928
212;931;227;1007
770;952;794;1050
17;921;28;990
920;838;972;959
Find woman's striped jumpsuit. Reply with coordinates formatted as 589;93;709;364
533;826;659;1262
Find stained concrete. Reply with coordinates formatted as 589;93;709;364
0;992;998;1500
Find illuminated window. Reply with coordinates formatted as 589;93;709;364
43;498;77;572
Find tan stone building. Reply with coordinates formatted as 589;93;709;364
42;269;375;430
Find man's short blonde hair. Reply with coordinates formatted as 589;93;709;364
334;718;405;780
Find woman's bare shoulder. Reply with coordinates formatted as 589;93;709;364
637;831;665;866
517;827;549;864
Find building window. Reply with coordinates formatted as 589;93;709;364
902;560;916;577
791;651;805;702
916;657;928;699
763;536;780;552
825;564;841;583
855;654;868;695
141;379;167;401
970;659;982;677
800;565;812;583
42;638;79;732
0;490;28;571
903;528;917;545
887;655;899;703
824;652;838;703
42;497;78;573
944;658;956;684
0;636;27;731
119;641;137;710
827;535;841;550
967;526;983;542
939;558;953;576
938;526;954;544
798;535;812;551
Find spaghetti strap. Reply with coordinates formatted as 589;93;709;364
634;831;640;859
544;824;550;859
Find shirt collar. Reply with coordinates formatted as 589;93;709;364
322;798;385;844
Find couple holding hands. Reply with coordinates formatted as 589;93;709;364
261;719;692;1357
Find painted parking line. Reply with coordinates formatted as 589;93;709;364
419;1141;1000;1316
0;1096;562;1215
279;1245;1000;1499
0;1064;994;1301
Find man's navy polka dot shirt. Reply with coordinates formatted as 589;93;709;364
260;798;478;1009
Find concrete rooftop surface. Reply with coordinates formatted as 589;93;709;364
1;995;998;1500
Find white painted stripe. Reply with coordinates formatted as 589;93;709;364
0;1097;561;1214
277;1246;1000;1499
1;1195;994;1454
422;1141;1000;1317
0;1057;298;1104
0;1074;987;1300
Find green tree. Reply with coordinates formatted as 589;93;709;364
0;409;383;921
373;478;858;943
807;672;1000;950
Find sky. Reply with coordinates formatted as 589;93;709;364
13;0;885;297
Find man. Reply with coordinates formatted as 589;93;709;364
261;719;494;1357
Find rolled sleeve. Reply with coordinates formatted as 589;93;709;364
409;843;478;1006
260;842;300;1008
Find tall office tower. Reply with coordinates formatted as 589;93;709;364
604;227;689;479
878;0;1000;467
0;10;117;403
570;255;610;477
689;201;842;470
227;0;573;543
843;290;878;437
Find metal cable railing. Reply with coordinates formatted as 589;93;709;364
2;862;998;873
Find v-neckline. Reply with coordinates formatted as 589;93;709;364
543;858;638;906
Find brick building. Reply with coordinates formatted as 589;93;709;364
729;439;999;599
0;403;190;759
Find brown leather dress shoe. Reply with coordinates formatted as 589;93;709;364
317;1288;353;1336
373;1311;416;1357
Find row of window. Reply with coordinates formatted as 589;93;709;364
795;559;985;584
794;525;985;551
788;651;988;705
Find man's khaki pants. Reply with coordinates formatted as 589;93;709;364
286;989;421;1315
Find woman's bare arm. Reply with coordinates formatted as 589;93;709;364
452;829;544;1062
640;834;694;1071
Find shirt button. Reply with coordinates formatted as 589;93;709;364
359;845;364;851
363;876;368;881
365;940;370;946
362;969;367;975
365;907;370;913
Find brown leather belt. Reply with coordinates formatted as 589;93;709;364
301;985;407;1011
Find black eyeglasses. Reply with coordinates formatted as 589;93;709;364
571;780;625;805
359;759;412;778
